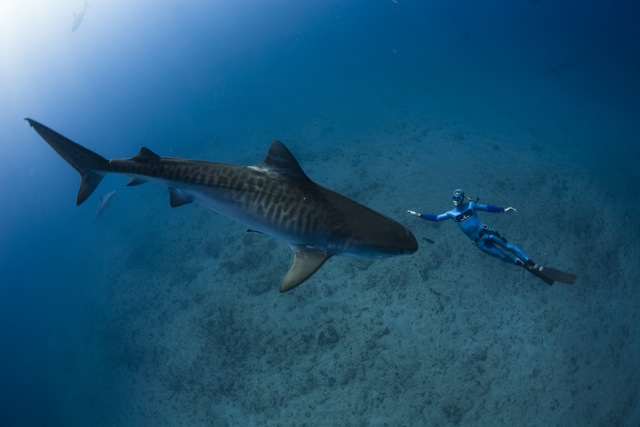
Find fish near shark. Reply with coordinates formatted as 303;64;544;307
93;189;117;222
25;118;418;292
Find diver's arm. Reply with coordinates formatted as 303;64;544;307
475;203;516;213
407;210;449;221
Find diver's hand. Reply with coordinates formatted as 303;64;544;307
504;207;517;213
407;210;421;217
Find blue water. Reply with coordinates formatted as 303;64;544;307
1;1;639;426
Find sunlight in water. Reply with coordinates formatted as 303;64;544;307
0;1;74;113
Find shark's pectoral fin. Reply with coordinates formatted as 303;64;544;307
168;187;192;207
280;247;332;293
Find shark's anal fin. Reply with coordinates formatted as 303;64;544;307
168;187;192;207
280;247;332;293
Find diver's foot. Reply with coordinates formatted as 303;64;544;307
522;259;555;285
515;258;525;267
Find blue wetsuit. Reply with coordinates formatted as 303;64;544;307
418;201;530;265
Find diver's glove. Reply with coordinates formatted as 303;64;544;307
407;210;421;216
504;207;517;213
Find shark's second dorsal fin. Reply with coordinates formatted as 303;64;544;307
279;246;331;292
260;141;310;181
132;147;161;163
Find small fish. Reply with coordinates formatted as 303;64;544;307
93;190;117;222
71;0;90;33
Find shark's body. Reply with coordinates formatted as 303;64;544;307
26;119;417;292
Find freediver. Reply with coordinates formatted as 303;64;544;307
407;189;576;285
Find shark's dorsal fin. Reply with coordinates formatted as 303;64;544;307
132;147;160;163
280;246;331;292
260;141;310;181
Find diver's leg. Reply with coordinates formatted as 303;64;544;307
476;239;517;264
488;235;530;262
486;236;553;283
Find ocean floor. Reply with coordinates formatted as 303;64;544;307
33;105;639;426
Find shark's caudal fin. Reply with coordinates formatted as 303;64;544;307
25;118;108;205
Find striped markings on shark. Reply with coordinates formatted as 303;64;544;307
26;118;418;292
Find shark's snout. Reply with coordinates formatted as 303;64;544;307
375;225;418;256
396;227;419;255
338;218;418;258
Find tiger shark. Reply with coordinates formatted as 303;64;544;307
26;118;417;292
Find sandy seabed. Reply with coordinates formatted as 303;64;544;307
46;108;639;427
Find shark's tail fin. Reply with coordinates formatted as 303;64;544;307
26;118;108;205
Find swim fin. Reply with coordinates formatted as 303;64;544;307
523;260;577;286
536;266;577;285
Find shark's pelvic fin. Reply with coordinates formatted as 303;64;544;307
126;177;147;186
280;247;332;292
25;118;107;205
168;187;193;207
